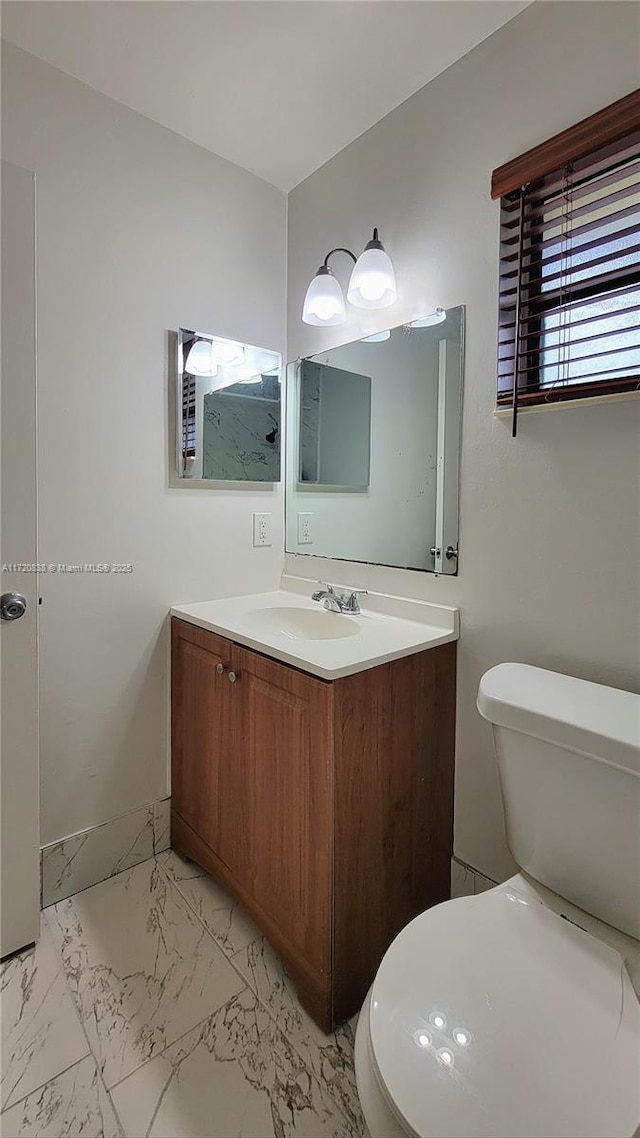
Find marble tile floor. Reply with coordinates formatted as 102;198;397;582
0;852;366;1138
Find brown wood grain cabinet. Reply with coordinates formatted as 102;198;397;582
171;616;456;1032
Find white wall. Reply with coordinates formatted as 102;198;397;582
286;1;640;882
2;43;287;846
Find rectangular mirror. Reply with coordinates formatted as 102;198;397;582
176;328;282;481
285;305;464;573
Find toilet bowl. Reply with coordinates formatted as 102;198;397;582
354;663;640;1138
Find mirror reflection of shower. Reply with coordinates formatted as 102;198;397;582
177;329;282;482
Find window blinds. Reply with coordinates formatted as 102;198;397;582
492;90;640;434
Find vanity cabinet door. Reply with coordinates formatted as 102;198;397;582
230;645;333;982
171;620;239;872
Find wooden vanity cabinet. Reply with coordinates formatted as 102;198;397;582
171;616;456;1032
170;623;240;874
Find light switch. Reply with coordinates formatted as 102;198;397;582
253;512;272;547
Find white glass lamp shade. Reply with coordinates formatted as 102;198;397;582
409;308;446;329
302;267;347;326
210;338;244;366
347;231;397;310
185;339;218;377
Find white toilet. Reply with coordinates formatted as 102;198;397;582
354;663;640;1138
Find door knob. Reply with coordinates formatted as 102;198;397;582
216;662;225;675
0;592;27;621
228;671;238;684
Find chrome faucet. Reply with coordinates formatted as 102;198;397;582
311;581;368;615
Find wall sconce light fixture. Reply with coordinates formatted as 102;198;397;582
302;228;397;326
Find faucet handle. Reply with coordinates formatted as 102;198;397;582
344;588;368;613
311;580;334;602
316;579;334;592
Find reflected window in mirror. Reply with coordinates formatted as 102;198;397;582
285;306;464;574
176;329;282;482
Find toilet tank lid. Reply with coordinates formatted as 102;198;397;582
477;663;640;775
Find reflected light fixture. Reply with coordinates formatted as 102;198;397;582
361;329;391;343
408;308;446;329
210;338;244;366
302;228;397;325
185;339;218;377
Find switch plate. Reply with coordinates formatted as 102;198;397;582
297;512;313;545
253;512;272;547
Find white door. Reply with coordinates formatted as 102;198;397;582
0;161;40;958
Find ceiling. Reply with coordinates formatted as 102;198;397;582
2;1;530;191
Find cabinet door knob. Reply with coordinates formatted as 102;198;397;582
228;671;239;684
216;662;225;675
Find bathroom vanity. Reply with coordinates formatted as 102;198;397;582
170;582;457;1032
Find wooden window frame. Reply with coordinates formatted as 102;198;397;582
492;89;640;427
491;90;640;200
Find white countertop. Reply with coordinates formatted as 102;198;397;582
171;576;458;680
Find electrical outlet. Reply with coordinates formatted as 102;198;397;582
253;512;272;547
297;512;313;545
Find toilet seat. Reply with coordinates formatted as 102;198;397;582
367;885;640;1138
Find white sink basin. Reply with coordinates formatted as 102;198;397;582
172;581;458;680
245;605;360;641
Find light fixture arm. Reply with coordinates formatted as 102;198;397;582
323;247;357;269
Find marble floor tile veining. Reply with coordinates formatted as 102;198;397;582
111;987;358;1138
160;851;364;1133
46;858;245;1088
0;1055;122;1138
158;850;259;958
1;851;366;1138
233;938;363;1131
0;915;89;1111
152;801;171;856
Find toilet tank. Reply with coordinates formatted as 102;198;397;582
478;663;640;940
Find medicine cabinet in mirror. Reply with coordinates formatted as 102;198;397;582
299;360;372;488
176;329;282;481
285;306;464;573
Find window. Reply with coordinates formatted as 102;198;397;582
182;375;196;459
181;337;197;460
492;90;640;433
